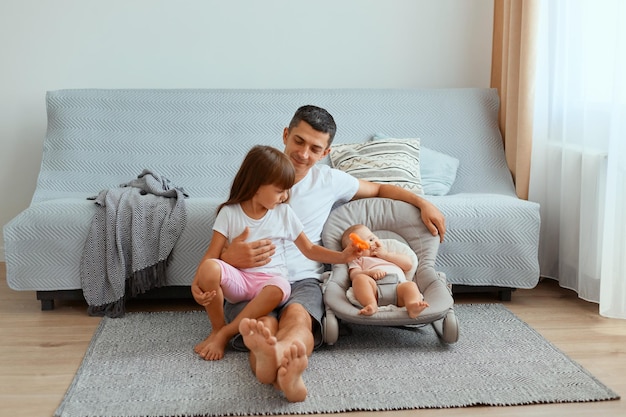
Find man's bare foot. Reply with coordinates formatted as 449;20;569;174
359;303;378;316
407;300;429;318
194;330;229;361
240;318;279;384
275;340;308;402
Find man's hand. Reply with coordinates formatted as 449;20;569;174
419;200;446;243
221;227;276;269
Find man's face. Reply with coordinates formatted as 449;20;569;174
283;121;332;181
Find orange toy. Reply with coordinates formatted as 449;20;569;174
349;233;370;250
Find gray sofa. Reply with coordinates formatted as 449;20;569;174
3;88;540;310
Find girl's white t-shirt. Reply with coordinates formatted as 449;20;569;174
213;203;304;277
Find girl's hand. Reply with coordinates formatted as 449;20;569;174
191;282;217;307
343;243;362;263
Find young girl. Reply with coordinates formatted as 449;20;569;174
192;145;360;360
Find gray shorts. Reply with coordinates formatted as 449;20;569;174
225;278;325;351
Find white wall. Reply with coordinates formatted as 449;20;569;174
0;0;494;260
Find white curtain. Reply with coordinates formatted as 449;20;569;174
529;0;626;318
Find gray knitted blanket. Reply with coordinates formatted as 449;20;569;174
80;170;188;317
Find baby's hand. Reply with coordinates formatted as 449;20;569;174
369;269;387;280
370;241;388;258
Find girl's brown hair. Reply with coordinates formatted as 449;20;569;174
218;145;295;213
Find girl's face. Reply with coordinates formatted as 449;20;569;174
255;184;289;210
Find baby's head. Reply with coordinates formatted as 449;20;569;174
341;224;380;254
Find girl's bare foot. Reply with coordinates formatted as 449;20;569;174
194;329;230;360
275;340;308;402
407;300;429;318
240;318;279;384
359;303;378;316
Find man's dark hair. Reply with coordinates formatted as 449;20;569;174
288;105;337;146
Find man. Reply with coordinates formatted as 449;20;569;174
193;105;445;402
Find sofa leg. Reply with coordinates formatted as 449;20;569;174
40;299;55;311
498;289;512;302
36;289;84;310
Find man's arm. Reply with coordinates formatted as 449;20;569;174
352;180;446;242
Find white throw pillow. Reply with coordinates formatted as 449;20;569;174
330;140;423;195
372;134;459;195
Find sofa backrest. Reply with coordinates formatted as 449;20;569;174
32;88;515;205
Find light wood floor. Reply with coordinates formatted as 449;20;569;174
1;262;625;417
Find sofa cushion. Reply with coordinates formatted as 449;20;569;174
329;140;424;195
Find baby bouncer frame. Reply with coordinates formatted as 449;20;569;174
321;198;459;345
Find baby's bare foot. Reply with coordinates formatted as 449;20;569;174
194;330;229;361
407;300;429;318
359;303;378;316
276;341;308;402
240;318;278;384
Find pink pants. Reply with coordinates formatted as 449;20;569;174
212;259;291;305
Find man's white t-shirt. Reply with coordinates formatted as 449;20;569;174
213;203;304;277
285;164;359;282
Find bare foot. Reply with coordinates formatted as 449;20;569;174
359;303;378;316
407;300;429;318
194;330;229;361
240;318;279;384
275;340;308;402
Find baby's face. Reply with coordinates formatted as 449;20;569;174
354;227;380;254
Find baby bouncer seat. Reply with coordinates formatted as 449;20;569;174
321;198;459;345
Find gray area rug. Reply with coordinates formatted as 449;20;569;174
54;304;619;417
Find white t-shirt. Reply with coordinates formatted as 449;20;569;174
284;164;359;282
213;203;304;277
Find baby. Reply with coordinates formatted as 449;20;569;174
342;224;429;318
